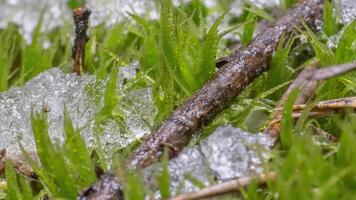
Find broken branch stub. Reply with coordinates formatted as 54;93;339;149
73;7;91;75
128;0;325;169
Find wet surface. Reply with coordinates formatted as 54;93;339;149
339;0;356;24
0;0;355;197
143;125;275;196
0;65;156;164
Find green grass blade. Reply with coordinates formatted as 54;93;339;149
196;12;225;87
159;148;171;198
267;35;295;91
5;161;21;200
243;3;275;22
281;0;296;9
335;20;356;63
280;89;299;148
30;111;77;199
66;0;86;9
123;170;146;200
241;12;257;45
63;110;97;188
301;21;335;66
323;0;338;36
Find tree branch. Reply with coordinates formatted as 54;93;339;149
128;0;325;169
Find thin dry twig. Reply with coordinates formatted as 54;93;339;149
0;149;5;176
0;149;38;179
73;7;91;75
266;62;356;137
309;62;356;81
270;97;356;125
310;124;338;142
275;96;356;111
171;172;277;200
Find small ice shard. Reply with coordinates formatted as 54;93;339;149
200;125;274;180
144;146;212;196
339;0;356;24
0;65;156;164
143;125;275;195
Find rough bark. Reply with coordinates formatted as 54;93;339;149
79;173;124;200
0;149;5;176
128;0;324;169
73;7;91;75
170;63;320;200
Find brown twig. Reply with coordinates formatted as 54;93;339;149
0;149;38;179
309;62;356;81
310;124;338;142
264;62;319;137
79;173;124;200
0;149;5;176
73;7;91;75
274;96;356;111
269;97;356;125
171;172;277;200
128;0;324;169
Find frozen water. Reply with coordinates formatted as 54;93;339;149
0;0;155;43
143;125;275;195
326;28;344;49
326;0;356;49
200;126;274;180
0;0;355;42
0;65;156;163
339;0;356;24
86;0;156;27
144;146;212;196
0;0;72;43
0;0;290;44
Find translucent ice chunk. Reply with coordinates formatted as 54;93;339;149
144;125;275;195
339;0;356;24
200;125;274;180
0;65;156;163
144;146;211;196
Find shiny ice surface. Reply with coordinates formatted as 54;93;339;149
0;66;156;161
0;0;155;43
339;0;356;24
0;0;293;43
0;0;354;42
144;125;275;195
200;126;274;180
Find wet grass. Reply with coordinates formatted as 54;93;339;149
1;0;356;199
